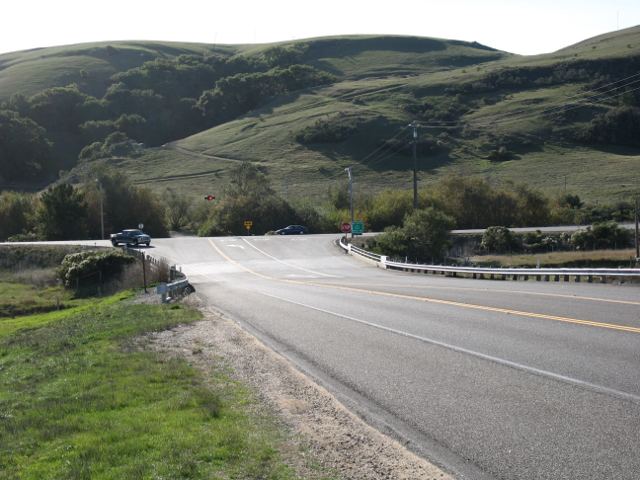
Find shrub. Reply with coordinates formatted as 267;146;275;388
296;117;357;144
369;208;454;262
59;249;135;290
0;192;36;241
570;221;632;250
481;226;519;253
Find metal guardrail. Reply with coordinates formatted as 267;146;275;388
338;237;640;283
156;278;194;303
121;245;194;301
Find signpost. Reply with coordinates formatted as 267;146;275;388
351;221;364;235
244;220;253;234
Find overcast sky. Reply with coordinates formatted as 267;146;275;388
2;0;639;56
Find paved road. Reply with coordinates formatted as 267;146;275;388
18;236;640;479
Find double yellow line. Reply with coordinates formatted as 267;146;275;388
208;239;640;335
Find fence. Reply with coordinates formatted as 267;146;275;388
121;246;193;301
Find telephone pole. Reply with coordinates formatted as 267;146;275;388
410;121;418;209
96;179;104;240
345;166;354;239
635;196;639;259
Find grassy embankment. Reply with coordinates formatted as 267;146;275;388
471;248;638;268
0;284;329;478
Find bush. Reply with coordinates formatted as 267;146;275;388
198;162;300;236
570;221;632;250
480;226;519;253
521;230;559;253
369;208;454;262
59;249;135;290
581;106;640;147
296;116;357;144
0;192;36;241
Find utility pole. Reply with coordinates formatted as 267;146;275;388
345;166;354;239
96;179;104;240
410;121;418;209
635;196;639;259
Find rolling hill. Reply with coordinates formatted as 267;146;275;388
1;28;640;203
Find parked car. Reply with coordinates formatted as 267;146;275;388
110;229;151;246
275;225;308;235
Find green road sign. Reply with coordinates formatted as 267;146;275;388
351;220;364;235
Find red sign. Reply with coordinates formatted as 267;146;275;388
340;222;351;233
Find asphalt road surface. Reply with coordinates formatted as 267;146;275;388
28;235;640;479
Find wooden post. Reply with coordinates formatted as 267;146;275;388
142;254;147;293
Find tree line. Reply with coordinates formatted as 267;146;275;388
1;164;634;249
0;45;332;184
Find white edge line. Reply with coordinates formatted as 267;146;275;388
241;237;338;278
257;291;640;405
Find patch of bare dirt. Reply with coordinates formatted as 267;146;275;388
146;294;454;480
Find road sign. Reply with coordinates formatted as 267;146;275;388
351;221;364;235
244;220;253;231
138;223;144;229
340;222;351;233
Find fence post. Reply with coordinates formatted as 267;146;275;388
142;254;147;293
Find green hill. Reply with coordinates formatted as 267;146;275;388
2;29;640;203
0;41;237;101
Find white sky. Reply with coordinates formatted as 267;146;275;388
2;0;640;56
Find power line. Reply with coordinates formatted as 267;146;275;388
469;74;640;129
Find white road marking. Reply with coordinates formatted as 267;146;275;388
257;291;640;405
241;238;337;278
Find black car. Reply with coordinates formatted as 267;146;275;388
110;229;151;246
275;225;308;235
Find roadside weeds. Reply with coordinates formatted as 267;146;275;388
147;294;454;480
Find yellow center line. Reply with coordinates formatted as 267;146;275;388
324;282;640;307
207;239;640;335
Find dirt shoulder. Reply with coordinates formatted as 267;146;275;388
146;294;453;480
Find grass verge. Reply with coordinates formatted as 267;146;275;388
0;292;309;479
0;282;75;318
470;249;638;268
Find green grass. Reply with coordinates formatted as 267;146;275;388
471;249;638;268
0;292;317;479
0;41;237;101
6;28;640;204
113;28;640;205
0;282;73;318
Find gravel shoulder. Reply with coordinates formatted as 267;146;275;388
146;294;453;480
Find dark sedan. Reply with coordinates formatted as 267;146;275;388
275;225;308;235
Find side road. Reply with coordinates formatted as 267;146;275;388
148;294;453;480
